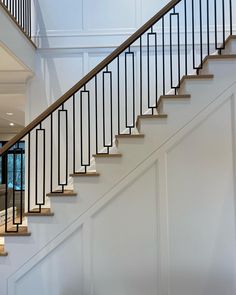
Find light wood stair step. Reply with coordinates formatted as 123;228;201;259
157;95;191;111
207;54;236;60
137;114;168;120
93;153;122;158
136;114;168;130
46;190;77;197
0;226;31;237
199;54;236;71
0;245;8;257
115;134;145;139
180;74;214;85
25;208;54;217
70;171;100;177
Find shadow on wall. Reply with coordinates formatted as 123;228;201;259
29;0;63;121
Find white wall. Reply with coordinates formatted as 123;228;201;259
8;78;236;295
27;0;173;121
28;0;236;120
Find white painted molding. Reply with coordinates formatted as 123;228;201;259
33;25;236;49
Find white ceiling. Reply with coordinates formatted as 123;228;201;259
0;46;25;71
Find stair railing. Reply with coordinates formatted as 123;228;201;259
0;0;233;232
0;0;35;46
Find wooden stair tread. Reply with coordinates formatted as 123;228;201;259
207;54;236;59
70;171;100;177
0;226;31;237
115;134;145;139
25;208;54;217
159;94;191;99
199;54;236;70
0;245;8;257
47;190;77;197
137;114;168;119
181;74;214;83
93;153;122;158
157;95;191;109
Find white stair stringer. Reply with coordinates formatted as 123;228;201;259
5;77;236;295
1;42;236;295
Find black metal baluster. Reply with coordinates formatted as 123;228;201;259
58;109;62;191
214;0;217;50
95;76;98;154
19;0;22;26
35;128;39;211
29;0;31;37
199;0;203;68
117;57;121;133
125;49;135;133
207;0;210;55
12;147;16;224
50;113;53;193
192;0;196;69
16;0;19;23
80;88;90;171
162;17;166;95
4;153;8;232
147;34;150;112
58;105;68;191
88;90;91;168
229;0;233;35
20;146;23;224
43;125;46;205
102;68;113;149
221;0;225;52
22;0;24;31
102;71;107;151
177;11;181;88
27;133;31;212
184;0;188;75
139;37;143;115
147;28;157;111
35;124;45;212
25;0;27;35
72;94;76;174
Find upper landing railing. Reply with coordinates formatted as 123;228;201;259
0;0;35;47
0;0;234;232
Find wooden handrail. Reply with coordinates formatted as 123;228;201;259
0;0;181;156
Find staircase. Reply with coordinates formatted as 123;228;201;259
1;0;236;294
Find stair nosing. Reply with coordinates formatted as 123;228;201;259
137;114;168;119
156;95;191;110
115;134;145;138
70;172;100;177
93;153;122;158
25;209;54;217
0;226;31;237
46;190;77;197
0;245;8;256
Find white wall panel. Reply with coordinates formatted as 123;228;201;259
166;98;236;295
35;0;83;34
141;0;168;23
91;164;159;295
84;0;137;31
15;227;83;295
